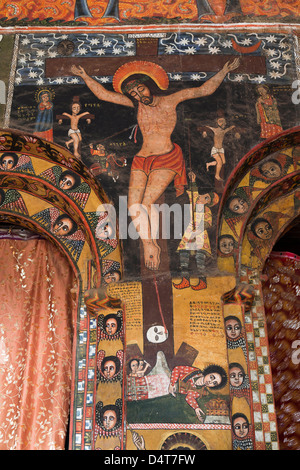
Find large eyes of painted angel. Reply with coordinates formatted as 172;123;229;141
103;410;117;430
59;176;75;189
1;157;14;169
233;418;249;437
261;162;281;179
254;221;273;240
229;368;244;387
219;238;234;254
53;218;73;236
229;198;248;214
103;361;116;378
226;320;241;338
105;319;118;335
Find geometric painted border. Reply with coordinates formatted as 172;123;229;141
240;267;279;450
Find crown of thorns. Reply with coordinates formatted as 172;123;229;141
122;76;150;94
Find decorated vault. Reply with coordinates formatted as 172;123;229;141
0;0;299;451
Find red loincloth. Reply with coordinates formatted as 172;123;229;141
131;143;187;197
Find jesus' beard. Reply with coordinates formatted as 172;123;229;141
140;95;154;106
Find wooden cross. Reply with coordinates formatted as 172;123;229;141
45;37;266;79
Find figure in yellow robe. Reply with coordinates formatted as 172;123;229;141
174;171;219;290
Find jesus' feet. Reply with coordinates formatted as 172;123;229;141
143;240;161;271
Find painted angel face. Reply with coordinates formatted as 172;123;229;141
97;223;114;239
229;367;244;387
53;217;74;237
1;155;16;170
225;319;241;339
219;236;234;254
103;360;117;379
253;220;273;240
229;197;249;215
59;174;76;190
260;161;282;180
105;317;118;336
103;271;121;284
233;417;249;438
103;410;117;430
146;325;168;343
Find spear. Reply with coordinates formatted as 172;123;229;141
185;118;196;232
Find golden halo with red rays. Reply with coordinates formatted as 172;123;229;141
112;60;169;94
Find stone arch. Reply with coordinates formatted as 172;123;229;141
217;126;300;450
0;128;123;450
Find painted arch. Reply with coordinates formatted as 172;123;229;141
217;125;300;278
0;128;123;450
217;126;300;450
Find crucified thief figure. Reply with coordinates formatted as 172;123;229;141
71;58;239;271
57;96;93;159
198;114;239;181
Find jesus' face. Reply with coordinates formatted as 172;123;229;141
127;82;153;105
203;373;222;388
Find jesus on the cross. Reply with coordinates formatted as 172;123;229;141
71;58;239;271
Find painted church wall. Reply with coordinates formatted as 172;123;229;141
0;0;299;452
